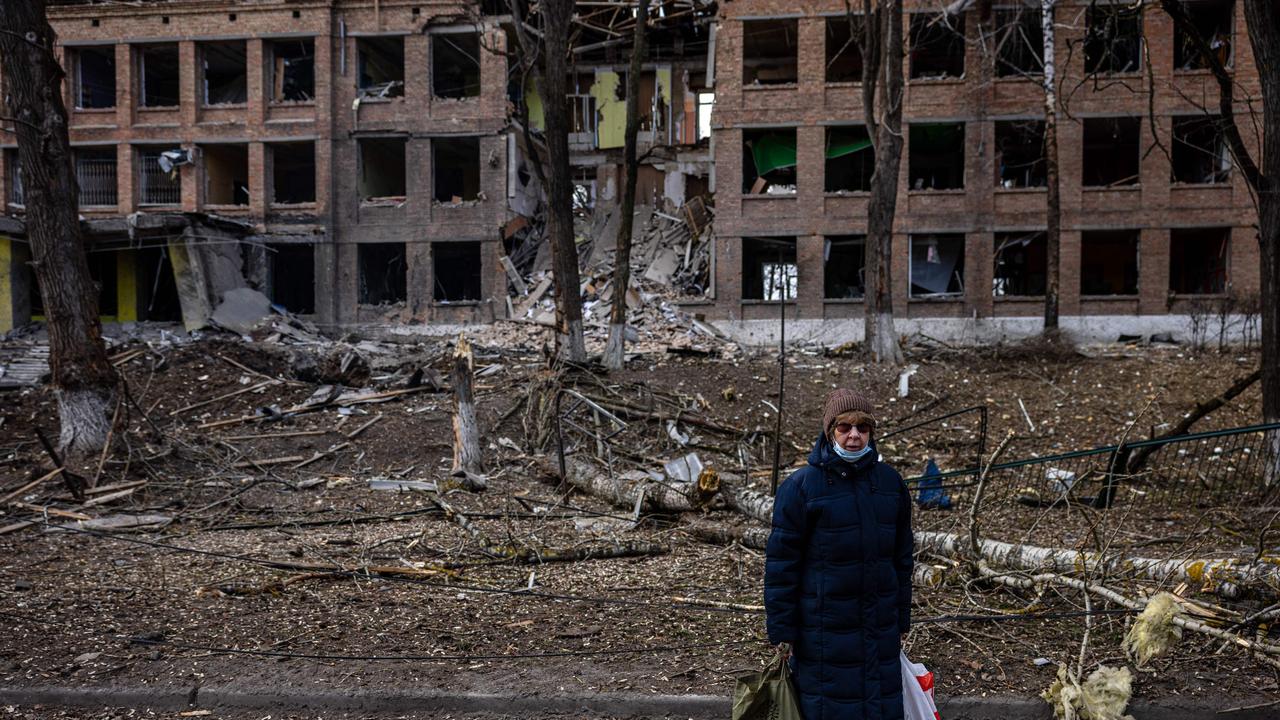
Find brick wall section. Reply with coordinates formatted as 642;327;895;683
709;0;1262;324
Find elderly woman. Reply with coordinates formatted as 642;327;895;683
765;388;914;720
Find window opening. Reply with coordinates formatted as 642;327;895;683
824;235;866;299
358;243;407;305
742;19;798;85
1084;3;1142;74
743;128;797;194
267;243;316;313
825;126;874;192
909;13;965;79
433;137;481;203
995;120;1046;188
741;237;797;301
909;123;965;190
139;247;181;321
1175;0;1233;70
825;15;865;83
433;32;481;99
201;144;249;206
270;38;315;102
269;142;316;204
358;137;407;203
1082;116;1140;187
74;46;116;109
994;7;1043;77
993;231;1047;296
6;150;23;206
138;44;180;108
1170;227;1229;294
696;92;715;141
1080;229;1139;295
433;242;483;302
138;148;182;205
1172;116;1230;184
74;147;118;207
201;41;247;105
357;36;405;98
910;234;966;297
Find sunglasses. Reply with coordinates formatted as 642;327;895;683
834;422;874;435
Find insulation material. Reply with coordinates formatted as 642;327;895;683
1041;665;1134;720
1124;592;1184;667
524;76;545;130
591;71;626;149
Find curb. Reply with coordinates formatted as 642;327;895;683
0;685;1267;719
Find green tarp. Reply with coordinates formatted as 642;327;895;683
749;132;873;177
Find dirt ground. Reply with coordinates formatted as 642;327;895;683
1;326;1277;712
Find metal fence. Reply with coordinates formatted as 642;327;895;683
75;156;117;206
138;152;181;205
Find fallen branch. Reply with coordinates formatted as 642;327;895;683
542;456;714;513
1127;368;1261;474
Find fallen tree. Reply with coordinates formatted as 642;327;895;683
540;456;719;513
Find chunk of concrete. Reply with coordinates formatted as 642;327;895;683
211;288;273;335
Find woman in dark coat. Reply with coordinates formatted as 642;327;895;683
765;388;914;720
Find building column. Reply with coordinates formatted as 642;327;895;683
796;233;824;318
1139;226;1169;315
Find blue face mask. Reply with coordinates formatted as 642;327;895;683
832;442;873;462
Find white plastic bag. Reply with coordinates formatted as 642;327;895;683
901;650;941;720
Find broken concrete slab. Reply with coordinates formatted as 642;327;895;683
211;288;273;335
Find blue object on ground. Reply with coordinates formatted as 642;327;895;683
916;459;952;510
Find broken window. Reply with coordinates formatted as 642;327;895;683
433;242;483;302
994;6;1043;77
1080;229;1139;296
909;123;965;190
1175;0;1233;70
358;242;407;305
742;19;798;86
741;237;797;301
825;15;865;83
269;142;316;204
824;235;866;299
909;13;965;79
72;46;116;109
825;126;874;192
1084;2;1142;74
910;234;966;297
357;36;405;98
1172;115;1231;184
433;32;481;99
993;231;1047;296
995;120;1046;188
201;143;249;206
743;128;797;194
138;44;180;108
74;147;117;207
269;38;315;102
433;137;481;203
6;150;23;206
357;137;407;203
1170;227;1229;294
137;148;181;205
267;243;315;314
1083;117;1140;187
201;41;247;105
697;92;715;141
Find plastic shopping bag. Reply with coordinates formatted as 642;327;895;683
732;653;803;720
901;650;941;720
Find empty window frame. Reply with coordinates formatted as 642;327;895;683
993;231;1047;296
909;123;965;190
201;143;249;206
357;137;407;202
1080;229;1139;296
433;137;481;203
743;128;797;194
994;6;1043;77
137;148;182;205
74;147;118;206
910;234;966;297
1084;3;1142;74
201;41;247;105
267;243;316;314
138;44;180;108
1175;0;1233;70
433;32;481;99
269;38;315;102
433;242;483;301
825;15;865;83
357;242;408;305
269;142;316;204
1172;116;1231;184
696;92;715;141
1082;117;1140;187
825;126;874;192
5;150;23;206
1170;227;1229;294
72;46;116;109
741;237;798;301
909;13;965;79
995;120;1046;188
742;19;799;86
824;235;866;299
357;36;405;98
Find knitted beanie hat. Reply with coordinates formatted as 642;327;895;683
821;388;875;437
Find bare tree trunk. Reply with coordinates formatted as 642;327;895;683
541;0;587;362
1042;0;1062;335
450;335;484;487
862;0;905;365
0;1;118;466
604;0;650;371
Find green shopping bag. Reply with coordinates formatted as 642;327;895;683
732;653;803;720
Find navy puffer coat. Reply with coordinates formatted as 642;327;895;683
764;434;914;720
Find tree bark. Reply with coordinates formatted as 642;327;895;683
604;0;649;371
1041;0;1062;335
862;0;905;364
450;335;484;486
542;456;717;513
0;1;118;465
540;0;587;362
